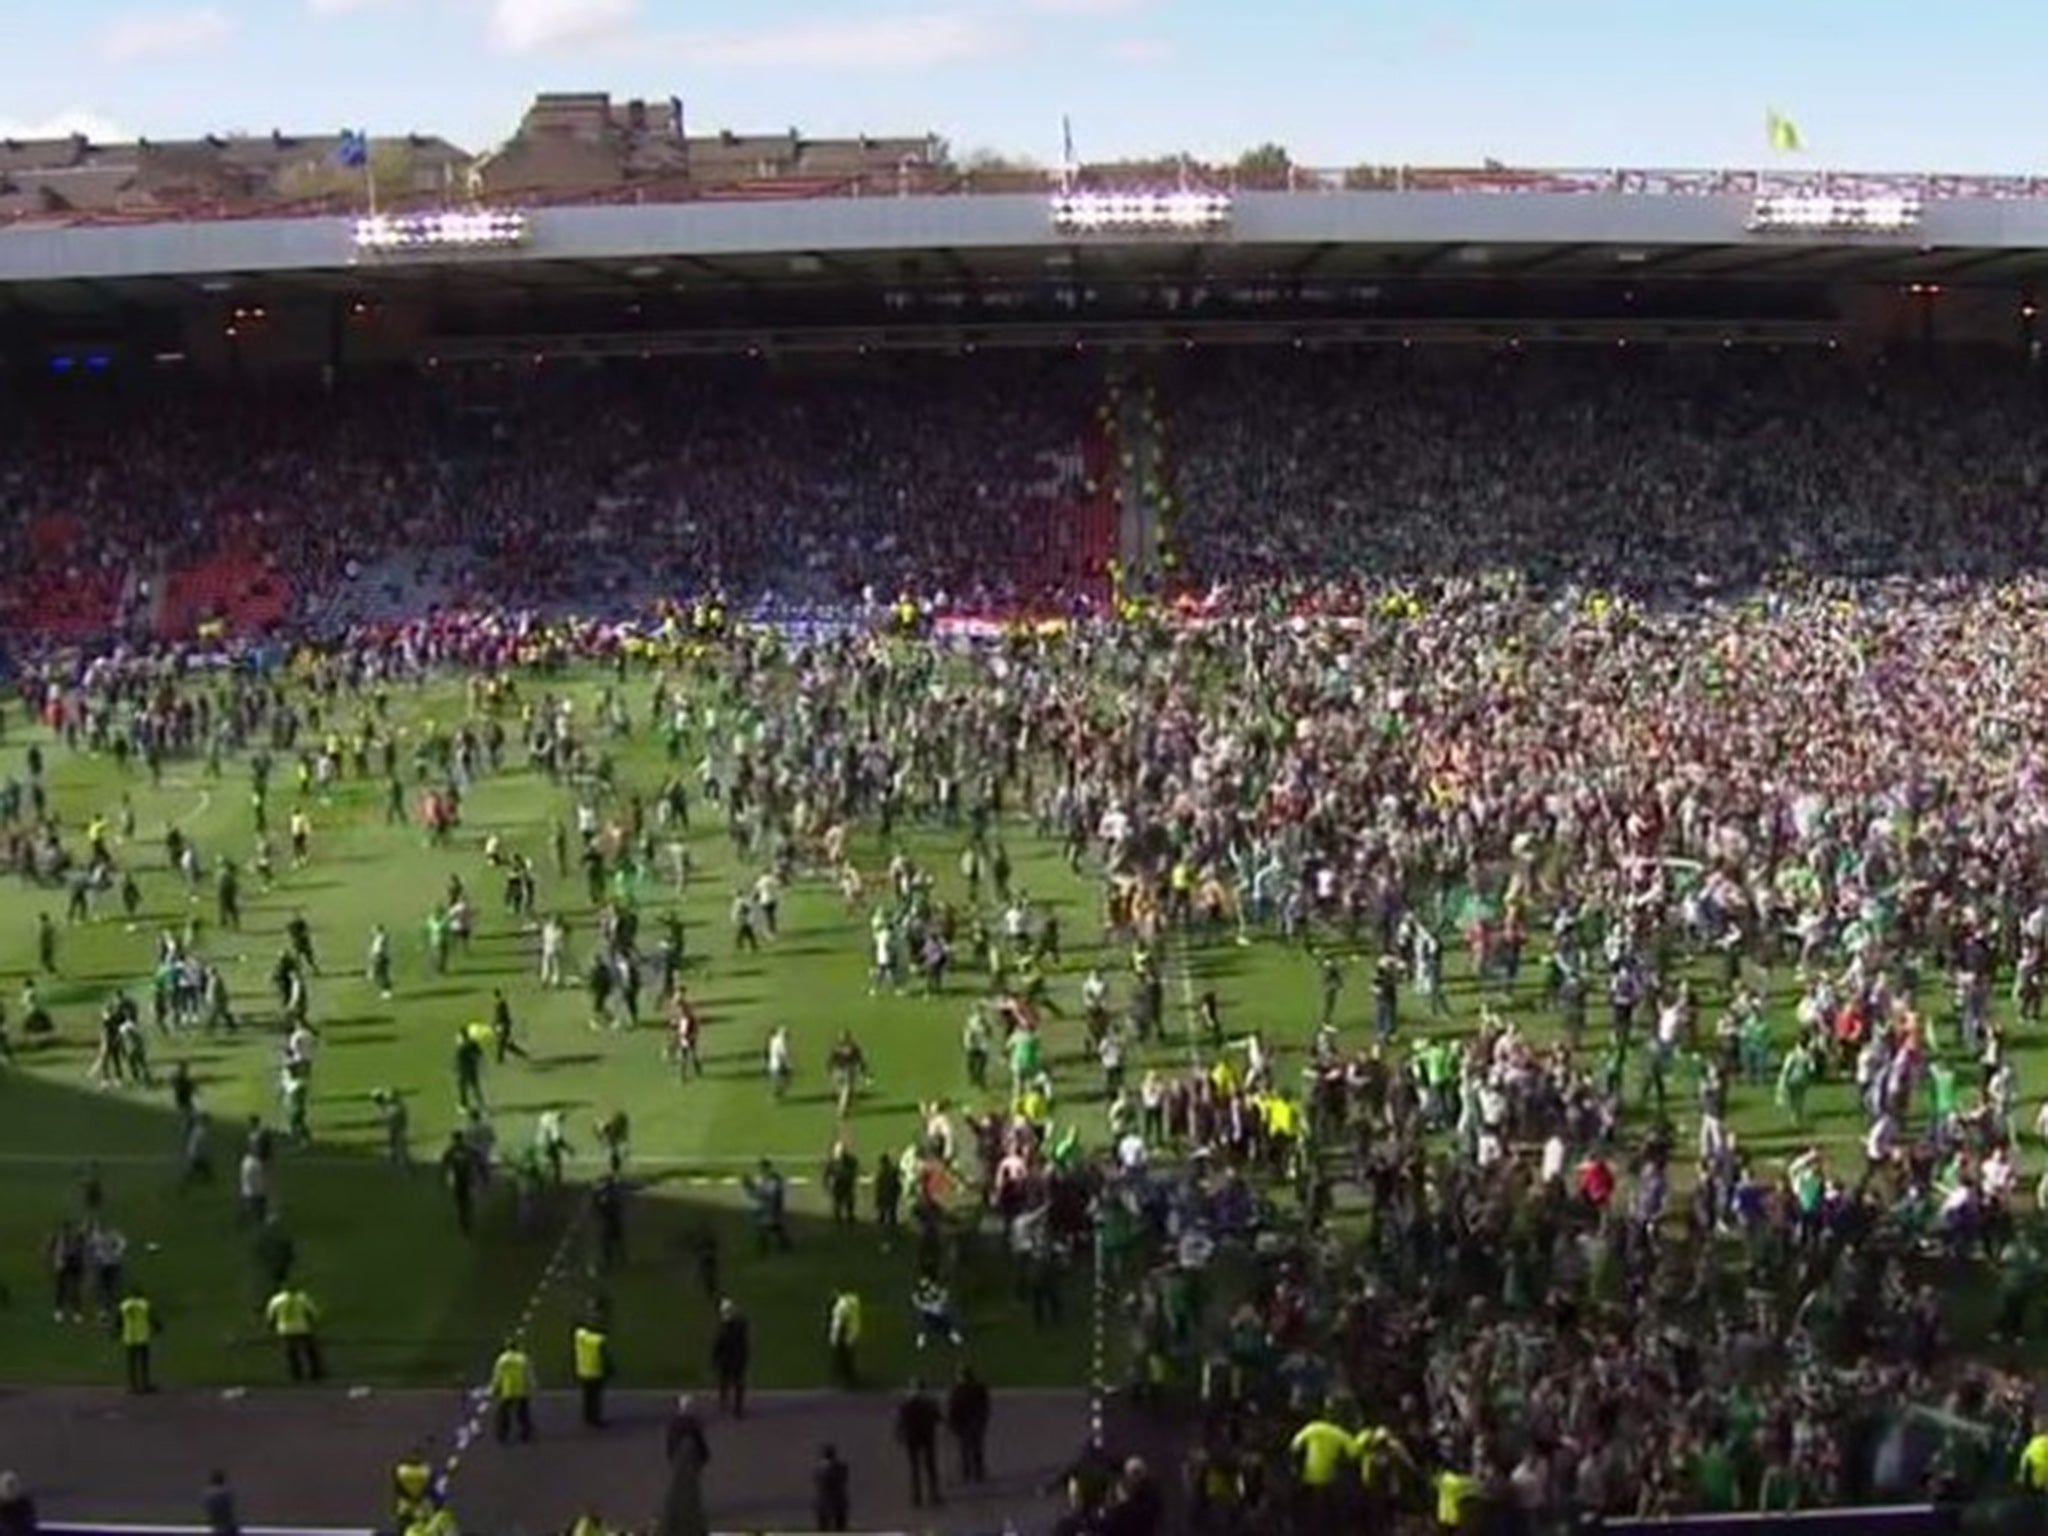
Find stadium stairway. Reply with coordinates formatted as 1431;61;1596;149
1102;373;1175;601
158;553;293;639
1000;409;1121;607
1002;439;1099;603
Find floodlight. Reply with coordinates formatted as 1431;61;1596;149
1050;190;1232;233
1747;195;1921;234
353;209;531;254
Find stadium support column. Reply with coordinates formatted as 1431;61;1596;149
1105;370;1172;600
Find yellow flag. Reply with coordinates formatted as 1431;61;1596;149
1766;108;1803;154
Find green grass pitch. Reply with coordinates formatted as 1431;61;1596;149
0;658;2013;1396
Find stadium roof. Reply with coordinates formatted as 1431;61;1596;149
3;177;2047;323
0;239;2037;323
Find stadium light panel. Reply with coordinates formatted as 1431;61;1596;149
353;210;530;255
1050;190;1232;234
1746;194;1921;234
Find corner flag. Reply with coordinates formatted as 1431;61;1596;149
1765;108;1803;154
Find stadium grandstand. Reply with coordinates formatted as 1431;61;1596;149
6;77;2048;1536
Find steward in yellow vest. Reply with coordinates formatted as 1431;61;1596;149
2020;1430;2048;1491
490;1344;535;1443
1435;1467;1480;1528
391;1451;433;1527
118;1291;157;1394
573;1323;610;1428
265;1285;324;1382
402;1493;458;1536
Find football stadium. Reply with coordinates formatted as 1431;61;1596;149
4;59;2048;1536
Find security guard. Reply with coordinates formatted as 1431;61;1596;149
391;1449;434;1529
1289;1412;1353;1533
2020;1424;2048;1491
117;1287;158;1394
1434;1464;1480;1530
827;1290;862;1387
490;1342;536;1443
265;1284;323;1381
1354;1423;1414;1529
403;1489;458;1536
572;1320;610;1427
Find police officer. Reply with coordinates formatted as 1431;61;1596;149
117;1286;158;1394
490;1342;535;1443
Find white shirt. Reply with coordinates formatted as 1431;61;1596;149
239;1153;267;1200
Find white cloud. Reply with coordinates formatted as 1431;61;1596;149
1104;35;1168;61
0;110;133;143
488;0;637;52
98;6;233;61
308;0;404;14
685;13;999;69
1023;0;1151;14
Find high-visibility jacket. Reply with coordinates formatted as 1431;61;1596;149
1290;1420;1353;1488
490;1347;533;1400
1354;1425;1405;1487
1435;1469;1479;1527
573;1326;608;1383
392;1460;432;1521
118;1295;155;1347
266;1288;318;1336
404;1507;458;1536
828;1292;862;1346
2021;1433;2048;1490
568;1519;608;1536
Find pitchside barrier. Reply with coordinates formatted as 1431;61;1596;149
43;1527;929;1536
43;1528;925;1536
1600;1504;2019;1536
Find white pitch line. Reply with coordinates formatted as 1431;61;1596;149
434;1201;590;1497
156;785;212;835
1088;1215;1111;1448
0;1148;822;1174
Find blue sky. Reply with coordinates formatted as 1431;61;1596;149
0;0;2042;172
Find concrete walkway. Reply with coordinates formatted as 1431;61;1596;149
0;1385;1089;1534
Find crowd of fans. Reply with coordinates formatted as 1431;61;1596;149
0;354;1098;645
8;345;2048;1534
1165;348;2048;593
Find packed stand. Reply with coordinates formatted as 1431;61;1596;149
1163;349;2048;594
0;354;1098;650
